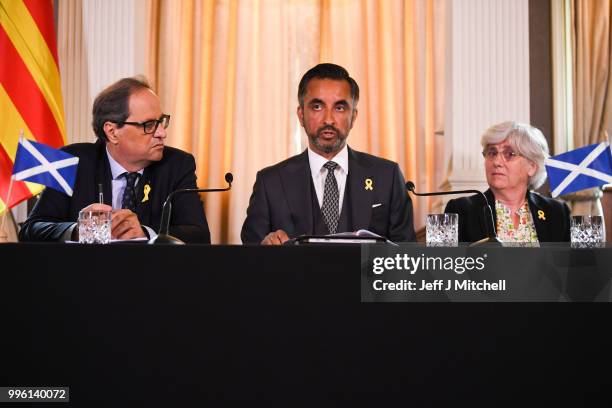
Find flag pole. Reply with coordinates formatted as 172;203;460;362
0;172;16;239
1;131;24;239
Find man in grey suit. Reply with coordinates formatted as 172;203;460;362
241;63;415;244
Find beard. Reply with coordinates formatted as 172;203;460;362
307;125;348;154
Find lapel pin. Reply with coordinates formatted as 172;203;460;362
142;183;151;203
365;178;373;191
537;210;545;220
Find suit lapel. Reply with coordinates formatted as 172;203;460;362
348;148;373;230
482;189;497;238
135;166;153;226
95;141;113;207
528;192;549;242
280;150;313;236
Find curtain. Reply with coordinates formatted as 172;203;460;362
567;0;612;216
147;0;442;243
572;0;612;146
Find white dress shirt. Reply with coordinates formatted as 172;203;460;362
106;148;144;210
308;145;349;213
106;148;156;239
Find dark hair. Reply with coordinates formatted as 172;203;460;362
91;76;153;141
297;63;359;107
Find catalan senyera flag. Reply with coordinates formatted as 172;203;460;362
0;0;66;213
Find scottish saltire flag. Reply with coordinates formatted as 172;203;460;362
545;142;612;197
12;138;78;196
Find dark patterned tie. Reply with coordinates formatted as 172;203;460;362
121;172;140;212
321;161;339;234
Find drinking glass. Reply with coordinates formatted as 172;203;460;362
570;215;604;248
426;213;458;247
78;210;112;244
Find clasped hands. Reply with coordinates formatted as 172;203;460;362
80;203;146;240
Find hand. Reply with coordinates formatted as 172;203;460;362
261;229;289;245
111;209;146;240
80;203;113;213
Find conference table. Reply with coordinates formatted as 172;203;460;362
1;242;611;405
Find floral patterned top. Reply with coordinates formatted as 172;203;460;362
495;200;539;246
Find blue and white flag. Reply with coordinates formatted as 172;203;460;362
12;138;79;196
544;141;612;197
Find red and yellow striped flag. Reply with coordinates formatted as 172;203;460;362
0;0;66;213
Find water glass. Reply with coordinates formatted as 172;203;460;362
78;210;112;244
426;213;458;247
570;215;604;248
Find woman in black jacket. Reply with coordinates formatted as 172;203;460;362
445;121;570;244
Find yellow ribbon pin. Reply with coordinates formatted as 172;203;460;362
142;184;151;203
537;210;545;220
365;178;373;191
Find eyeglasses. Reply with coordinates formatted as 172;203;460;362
117;114;171;135
482;147;522;162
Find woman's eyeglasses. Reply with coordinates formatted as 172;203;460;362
482;148;521;162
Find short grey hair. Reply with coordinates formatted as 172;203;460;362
481;121;550;189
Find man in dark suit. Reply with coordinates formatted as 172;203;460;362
241;63;415;244
19;77;210;243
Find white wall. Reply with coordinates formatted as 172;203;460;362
442;0;530;199
57;0;147;144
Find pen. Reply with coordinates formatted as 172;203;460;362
98;183;104;204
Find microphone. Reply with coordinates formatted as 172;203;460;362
149;172;233;244
405;181;501;246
